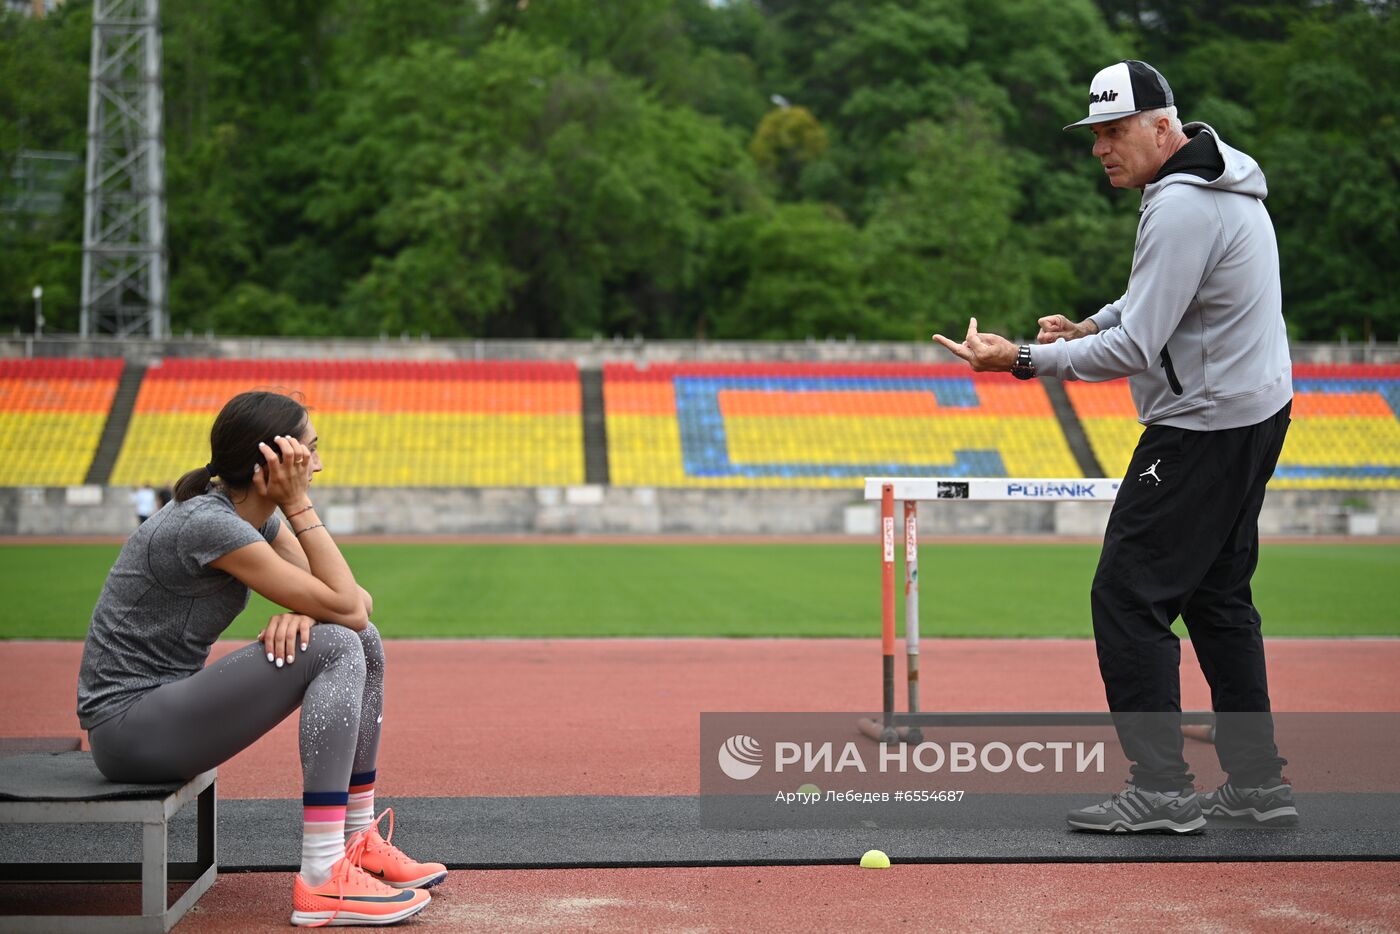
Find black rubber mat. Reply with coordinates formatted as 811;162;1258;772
0;752;186;801
3;794;1397;870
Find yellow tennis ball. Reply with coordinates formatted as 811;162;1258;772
797;783;821;796
860;849;891;869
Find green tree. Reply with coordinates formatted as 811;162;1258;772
4;0;1392;342
0;3;90;334
481;0;771;130
1250;6;1400;339
312;35;762;338
748;104;829;194
160;0;345;334
707;203;869;339
862;112;1036;339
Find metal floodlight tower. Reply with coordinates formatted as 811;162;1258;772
80;0;167;339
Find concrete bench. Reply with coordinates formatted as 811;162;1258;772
0;751;217;934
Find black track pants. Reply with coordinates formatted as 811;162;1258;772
1091;402;1291;791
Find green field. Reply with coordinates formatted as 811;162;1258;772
3;542;1396;640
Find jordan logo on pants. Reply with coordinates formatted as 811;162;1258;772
1139;459;1163;485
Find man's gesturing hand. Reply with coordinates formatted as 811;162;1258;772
1036;314;1098;344
931;317;1018;372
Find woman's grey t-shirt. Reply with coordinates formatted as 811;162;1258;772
77;490;281;730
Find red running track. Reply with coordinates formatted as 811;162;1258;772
2;638;1397;798
8;863;1399;933
2;638;1398;932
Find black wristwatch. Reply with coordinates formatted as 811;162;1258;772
1010;344;1036;380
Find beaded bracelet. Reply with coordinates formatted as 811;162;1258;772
293;522;326;537
284;503;315;519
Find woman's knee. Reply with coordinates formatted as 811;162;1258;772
304;623;367;674
357;621;384;663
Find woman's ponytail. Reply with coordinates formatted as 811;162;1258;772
173;463;214;503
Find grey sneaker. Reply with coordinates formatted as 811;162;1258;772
1200;779;1298;826
1067;785;1206;834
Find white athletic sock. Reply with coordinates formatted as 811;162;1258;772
345;786;376;839
301;805;346;887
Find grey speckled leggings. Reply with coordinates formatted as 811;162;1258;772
88;622;384;794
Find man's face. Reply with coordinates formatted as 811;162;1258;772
1090;114;1169;190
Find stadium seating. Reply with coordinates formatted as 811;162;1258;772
604;362;1080;487
1061;380;1141;481
9;356;1395;493
110;360;583;487
1278;364;1400;489
1064;364;1400;489
0;358;123;486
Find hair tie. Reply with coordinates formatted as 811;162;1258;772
205;463;217;477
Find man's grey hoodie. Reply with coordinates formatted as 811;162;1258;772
1030;122;1293;430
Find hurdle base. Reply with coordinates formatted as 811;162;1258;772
856;718;920;745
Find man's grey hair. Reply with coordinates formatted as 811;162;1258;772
1138;106;1182;133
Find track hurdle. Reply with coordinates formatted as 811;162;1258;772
857;477;1121;743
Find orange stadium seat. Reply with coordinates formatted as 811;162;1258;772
110;359;583;488
0;358;123;486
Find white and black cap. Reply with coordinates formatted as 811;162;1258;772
1064;60;1174;130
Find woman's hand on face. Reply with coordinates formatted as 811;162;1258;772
258;613;316;668
252;435;313;510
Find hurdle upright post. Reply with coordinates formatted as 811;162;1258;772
880;484;896;739
904;500;922;739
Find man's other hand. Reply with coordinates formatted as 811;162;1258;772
932;317;1018;372
1036;314;1098;344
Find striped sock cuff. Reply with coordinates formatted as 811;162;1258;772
304;790;350;808
304;805;346;825
349;770;377;795
303;790;349;829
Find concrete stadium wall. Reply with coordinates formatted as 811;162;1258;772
4;485;1396;538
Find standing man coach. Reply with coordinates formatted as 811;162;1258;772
933;60;1297;833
